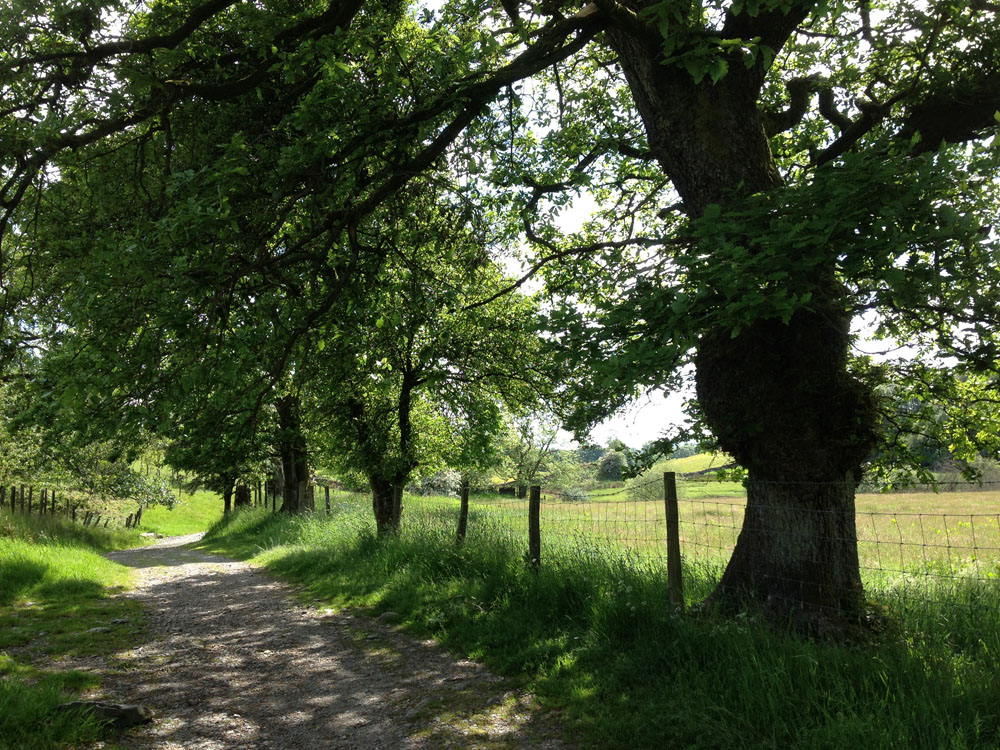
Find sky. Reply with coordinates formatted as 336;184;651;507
587;386;690;449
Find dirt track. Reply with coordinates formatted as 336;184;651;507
88;534;566;749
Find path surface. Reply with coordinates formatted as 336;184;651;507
88;534;567;749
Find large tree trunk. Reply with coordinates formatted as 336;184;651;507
277;394;309;514
694;289;877;628
605;14;879;629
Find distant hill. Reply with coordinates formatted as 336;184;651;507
661;452;735;475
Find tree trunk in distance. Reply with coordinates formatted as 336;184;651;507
277;395;309;513
234;484;251;508
370;477;402;537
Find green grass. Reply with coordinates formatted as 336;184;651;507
662;451;734;474
200;501;1000;749
0;509;145;749
138;488;223;536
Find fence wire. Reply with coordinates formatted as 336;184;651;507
444;476;1000;619
231;475;1000;621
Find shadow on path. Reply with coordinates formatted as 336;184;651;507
97;534;567;749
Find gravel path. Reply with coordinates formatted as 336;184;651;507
87;534;567;749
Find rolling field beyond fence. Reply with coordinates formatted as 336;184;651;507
397;479;1000;616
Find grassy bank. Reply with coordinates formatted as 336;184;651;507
0;510;144;749
200;501;1000;749
139;488;222;536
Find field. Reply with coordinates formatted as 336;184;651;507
404;484;1000;576
138;488;223;536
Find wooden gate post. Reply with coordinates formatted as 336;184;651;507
325;486;331;514
528;486;541;570
664;472;684;608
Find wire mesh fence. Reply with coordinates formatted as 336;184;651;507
459;476;1000;618
264;474;1000;621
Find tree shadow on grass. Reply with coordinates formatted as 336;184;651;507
34;578;105;600
0;560;47;606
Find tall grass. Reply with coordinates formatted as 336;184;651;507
0;509;144;749
202;500;1000;749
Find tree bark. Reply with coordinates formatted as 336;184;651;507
605;12;879;629
222;477;235;515
234;484;251;508
370;476;402;536
277;394;309;513
695;290;877;628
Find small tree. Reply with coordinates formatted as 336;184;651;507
597;451;626;482
309;181;553;535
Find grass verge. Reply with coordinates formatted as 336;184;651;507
138;488;222;536
0;509;145;749
200;502;1000;749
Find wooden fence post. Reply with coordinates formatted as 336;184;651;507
325;486;331;515
664;472;684;608
19;485;24;512
457;484;470;543
528;485;541;570
27;486;32;515
0;485;5;509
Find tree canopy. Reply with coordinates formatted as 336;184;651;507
2;0;999;628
